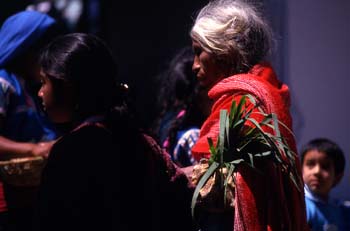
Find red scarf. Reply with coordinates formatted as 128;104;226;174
192;63;309;230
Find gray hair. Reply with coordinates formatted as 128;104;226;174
190;0;273;73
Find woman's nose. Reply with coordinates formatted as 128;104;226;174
38;89;43;97
192;57;200;73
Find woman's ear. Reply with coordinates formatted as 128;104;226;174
215;52;242;76
332;172;344;187
214;57;234;77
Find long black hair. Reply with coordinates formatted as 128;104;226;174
39;33;133;131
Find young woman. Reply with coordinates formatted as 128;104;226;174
35;33;195;231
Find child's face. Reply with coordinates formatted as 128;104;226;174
302;150;336;199
38;70;54;114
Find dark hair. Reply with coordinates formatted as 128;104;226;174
301;138;345;176
153;46;208;150
158;47;197;113
39;33;126;121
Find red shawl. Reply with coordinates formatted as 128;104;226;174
192;63;308;230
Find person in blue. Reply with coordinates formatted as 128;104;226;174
0;10;63;231
301;138;349;230
152;47;212;167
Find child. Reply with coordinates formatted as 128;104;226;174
152;47;211;167
301;138;347;230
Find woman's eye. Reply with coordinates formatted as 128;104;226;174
321;163;331;170
194;49;201;56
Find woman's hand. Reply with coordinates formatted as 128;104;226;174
31;140;56;158
181;165;194;180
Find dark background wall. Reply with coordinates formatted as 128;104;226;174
0;1;31;23
101;0;207;129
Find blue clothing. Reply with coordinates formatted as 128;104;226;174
341;201;350;230
0;11;55;67
158;110;177;145
159;109;200;167
0;69;57;142
0;10;58;231
0;10;58;142
304;185;348;231
173;127;199;166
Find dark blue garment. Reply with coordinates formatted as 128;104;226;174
341;202;350;231
173;127;199;166
158;110;177;145
0;69;57;142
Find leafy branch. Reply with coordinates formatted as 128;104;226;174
191;94;302;219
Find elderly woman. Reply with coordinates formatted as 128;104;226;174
190;0;308;230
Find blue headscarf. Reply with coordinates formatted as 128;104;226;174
0;10;56;68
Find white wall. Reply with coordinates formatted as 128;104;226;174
288;0;350;200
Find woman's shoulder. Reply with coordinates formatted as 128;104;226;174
47;122;118;170
69;122;112;140
53;122;114;152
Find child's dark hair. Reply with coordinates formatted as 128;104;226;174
152;47;206;146
301;138;345;175
157;47;198;114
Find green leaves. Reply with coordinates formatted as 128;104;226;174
191;94;302;220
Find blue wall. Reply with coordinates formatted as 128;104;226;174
287;0;350;200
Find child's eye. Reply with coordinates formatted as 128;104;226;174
305;160;315;167
320;163;331;170
305;160;316;169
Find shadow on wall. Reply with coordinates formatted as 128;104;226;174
262;0;305;140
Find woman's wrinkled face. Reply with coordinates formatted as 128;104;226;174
302;150;339;199
38;70;75;123
192;40;230;91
